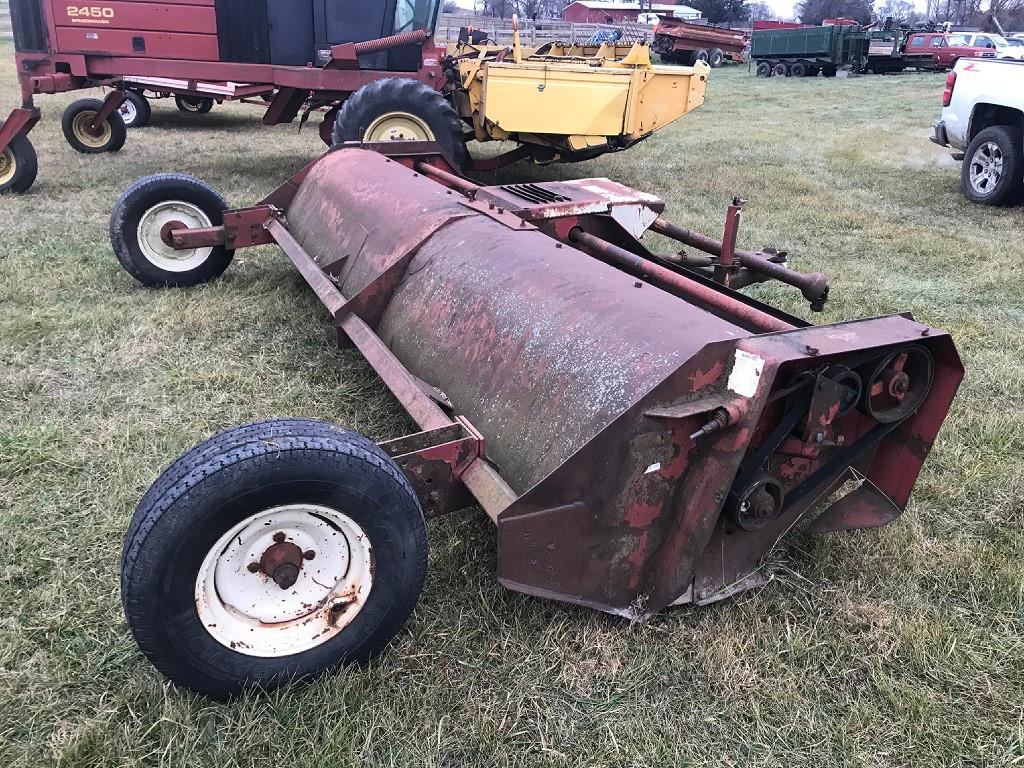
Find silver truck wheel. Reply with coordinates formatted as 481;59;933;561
961;125;1023;206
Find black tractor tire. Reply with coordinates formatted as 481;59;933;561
119;90;152;128
175;95;214;114
689;48;709;65
332;77;469;172
790;61;807;77
110;173;234;287
0;128;38;194
756;61;772;77
121;419;428;697
708;48;725;67
773;62;790;77
61;98;127;154
960;125;1023;206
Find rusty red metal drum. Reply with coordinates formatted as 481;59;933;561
117;143;964;631
274;149;963;617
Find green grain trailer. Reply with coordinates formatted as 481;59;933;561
751;24;869;78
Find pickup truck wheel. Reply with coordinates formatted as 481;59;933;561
961;125;1023;206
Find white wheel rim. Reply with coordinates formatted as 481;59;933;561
969;141;1003;194
136;200;214;272
119;99;138;125
195;504;374;658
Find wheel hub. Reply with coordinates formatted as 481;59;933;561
364;112;435;142
195;504;374;658
137;201;214;272
254;532;316;590
970;141;1003;193
118;100;137;124
72;111;111;147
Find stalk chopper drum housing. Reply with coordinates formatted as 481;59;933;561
111;143;962;696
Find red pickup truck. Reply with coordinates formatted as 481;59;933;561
903;32;998;70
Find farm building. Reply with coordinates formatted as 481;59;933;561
562;1;702;23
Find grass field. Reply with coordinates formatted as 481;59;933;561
2;44;1023;767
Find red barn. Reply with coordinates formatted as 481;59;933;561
562;2;702;24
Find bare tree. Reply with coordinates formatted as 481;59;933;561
746;1;778;20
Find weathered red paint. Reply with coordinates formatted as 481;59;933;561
151;143;964;618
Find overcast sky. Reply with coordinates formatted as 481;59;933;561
451;0;931;23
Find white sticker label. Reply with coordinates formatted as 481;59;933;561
726;350;764;397
644;462;661;475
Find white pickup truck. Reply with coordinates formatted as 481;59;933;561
931;58;1024;205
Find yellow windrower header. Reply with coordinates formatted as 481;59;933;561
449;40;711;161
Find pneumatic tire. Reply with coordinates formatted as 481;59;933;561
62;98;127;153
708;48;725;67
175;95;214;114
119;90;152;128
0;126;38;194
689;48;709;65
121;419;428;697
960;125;1023;206
755;61;772;77
110;173;233;287
332;78;469;171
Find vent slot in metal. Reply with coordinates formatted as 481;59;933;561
501;183;572;205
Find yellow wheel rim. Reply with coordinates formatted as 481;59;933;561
0;147;15;186
363;112;434;142
72;111;112;148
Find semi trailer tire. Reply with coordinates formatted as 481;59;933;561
689;48;709;65
960;125;1023;206
121;419;428;697
0;129;38;194
708;48;725;67
773;62;789;77
790;62;807;77
332;78;468;171
110;173;234;287
62;98;127;154
119;90;152;129
175;95;214;114
756;61;772;77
